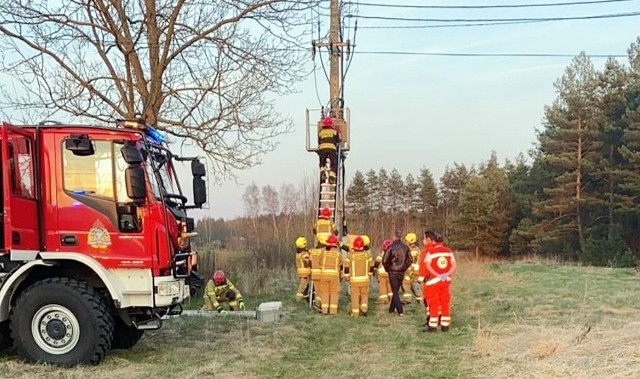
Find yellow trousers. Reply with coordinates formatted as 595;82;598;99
349;282;370;317
317;278;340;315
295;277;309;301
377;275;392;304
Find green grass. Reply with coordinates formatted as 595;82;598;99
1;260;639;378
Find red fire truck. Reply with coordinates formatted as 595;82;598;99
0;118;206;366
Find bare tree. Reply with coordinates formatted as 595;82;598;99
242;182;261;247
261;184;280;241
280;182;299;242
0;0;316;175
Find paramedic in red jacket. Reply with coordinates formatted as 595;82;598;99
418;232;456;332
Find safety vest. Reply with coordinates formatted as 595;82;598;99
318;128;338;151
315;219;335;234
407;246;420;274
309;248;323;279
296;250;311;277
375;252;388;277
317;248;341;280
425;245;455;277
347;251;372;284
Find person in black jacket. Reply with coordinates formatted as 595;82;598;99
383;231;413;316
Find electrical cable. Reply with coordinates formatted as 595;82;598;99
345;0;635;9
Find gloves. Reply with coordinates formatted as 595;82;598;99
439;274;449;282
239;301;246;310
417;276;425;283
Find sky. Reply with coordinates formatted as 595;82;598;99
2;0;640;221
189;0;640;220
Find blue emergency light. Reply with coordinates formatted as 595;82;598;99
145;126;166;145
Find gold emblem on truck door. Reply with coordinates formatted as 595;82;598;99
88;220;111;249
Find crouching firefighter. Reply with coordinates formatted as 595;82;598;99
295;236;313;301
202;270;246;313
344;236;374;317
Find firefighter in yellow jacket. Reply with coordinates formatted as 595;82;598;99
314;207;337;245
316;234;342;315
373;239;393;304
344;236;373;317
402;232;422;304
295;236;312;301
202;270;245;313
309;235;326;311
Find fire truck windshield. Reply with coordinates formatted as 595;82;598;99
142;143;187;207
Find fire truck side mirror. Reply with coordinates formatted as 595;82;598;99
65;134;95;156
193;177;206;208
121;142;144;164
191;160;206;177
125;166;146;203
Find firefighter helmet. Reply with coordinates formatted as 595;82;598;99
361;235;370;247
320;207;332;219
405;232;417;245
322;117;333;127
326;234;339;247
295;236;307;249
316;234;328;246
353;236;365;251
382;239;392;251
213;270;226;285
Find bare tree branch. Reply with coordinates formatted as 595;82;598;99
0;0;318;176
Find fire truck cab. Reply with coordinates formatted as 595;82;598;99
0;119;206;366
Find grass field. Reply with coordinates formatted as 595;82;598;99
1;257;639;378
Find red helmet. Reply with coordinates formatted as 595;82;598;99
322;117;333;127
382;239;392;251
353;236;365;251
326;234;339;247
213;270;226;285
320;208;332;219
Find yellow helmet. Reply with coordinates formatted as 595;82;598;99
295;236;307;249
316;234;328;246
405;232;417;245
362;235;371;247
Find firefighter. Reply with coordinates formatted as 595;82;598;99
418;233;457;332
317;116;339;184
344;236;373;317
373;239;393;304
316;234;342;315
402;232;422;304
202;270;246;313
295;236;312;301
313;207;337;245
309;235;326;311
361;235;371;251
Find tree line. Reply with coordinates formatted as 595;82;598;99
194;36;640;268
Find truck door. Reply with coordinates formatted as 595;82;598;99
1;122;39;256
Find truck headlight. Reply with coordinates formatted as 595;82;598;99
157;281;181;297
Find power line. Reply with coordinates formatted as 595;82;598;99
354;20;574;29
350;50;626;57
346;0;635;9
346;11;640;23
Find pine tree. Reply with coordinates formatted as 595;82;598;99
533;52;602;258
417;167;438;230
439;163;474;237
346;170;369;229
403;173;420;231
479;152;512;255
388;169;404;231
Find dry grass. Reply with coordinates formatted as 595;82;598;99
466;321;640;379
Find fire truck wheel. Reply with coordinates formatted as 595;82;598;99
111;317;144;350
10;277;115;366
0;321;12;351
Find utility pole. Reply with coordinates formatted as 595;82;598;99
316;0;350;120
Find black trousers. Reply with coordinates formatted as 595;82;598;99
388;272;404;314
318;150;338;173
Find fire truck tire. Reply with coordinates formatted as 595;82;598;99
10;277;115;366
111;318;144;350
0;320;12;351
